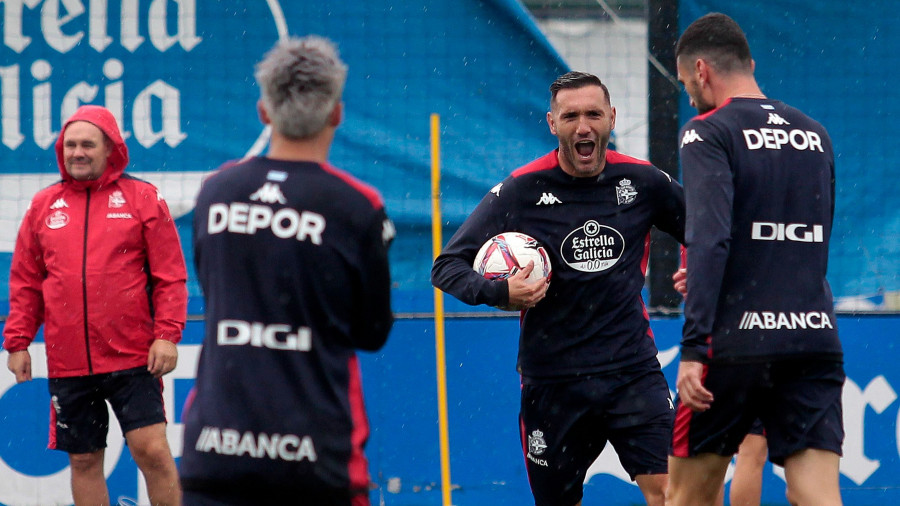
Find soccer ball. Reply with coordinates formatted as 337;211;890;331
473;232;552;284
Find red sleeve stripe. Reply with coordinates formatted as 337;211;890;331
606;149;652;166
512;150;559;177
347;355;371;492
640;232;654;340
692;97;733;122
320;162;384;209
48;399;58;450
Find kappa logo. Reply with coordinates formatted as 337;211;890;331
250;182;287;204
49;198;68;209
535;192;562;205
680;129;703;147
767;113;790;126
108;190;126;208
382;218;396;245
490;182;503;197
616;178;637;205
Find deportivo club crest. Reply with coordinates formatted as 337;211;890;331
616;178;637;205
45;210;69;230
108;190;126;208
528;430;548;456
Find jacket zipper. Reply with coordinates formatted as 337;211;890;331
82;189;93;375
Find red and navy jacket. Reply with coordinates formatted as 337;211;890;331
679;98;841;363
180;157;394;498
3;105;187;378
432;149;685;381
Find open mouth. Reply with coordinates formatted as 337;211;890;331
575;140;595;159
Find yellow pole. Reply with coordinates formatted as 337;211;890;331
430;113;453;506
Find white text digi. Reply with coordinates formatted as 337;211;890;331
217;320;312;352
207;203;325;244
751;222;824;243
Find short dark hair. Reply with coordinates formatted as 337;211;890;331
676;13;753;75
550;71;610;106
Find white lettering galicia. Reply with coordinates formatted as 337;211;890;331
738;311;834;330
195;426;317;462
207;203;325;244
742;128;824;152
1;0;201;150
573;246;614;260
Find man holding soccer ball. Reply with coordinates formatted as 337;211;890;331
432;71;685;506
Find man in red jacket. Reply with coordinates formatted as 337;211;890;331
3;105;187;506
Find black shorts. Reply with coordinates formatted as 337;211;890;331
47;366;167;453
747;417;765;436
671;358;844;466
520;361;674;506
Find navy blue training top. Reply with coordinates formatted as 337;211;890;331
679;98;841;363
180;157;394;497
432;149;685;382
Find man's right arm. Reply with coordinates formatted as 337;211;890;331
3;204;45;357
431;190;509;308
348;208;395;352
680;120;734;362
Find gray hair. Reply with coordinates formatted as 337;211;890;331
254;36;348;139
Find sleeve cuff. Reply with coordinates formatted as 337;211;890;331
2;338;31;353
154;330;183;344
679;346;710;363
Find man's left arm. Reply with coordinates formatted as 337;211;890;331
141;187;188;377
651;166;686;245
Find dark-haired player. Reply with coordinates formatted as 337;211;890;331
180;36;395;506
668;13;843;506
432;71;685;506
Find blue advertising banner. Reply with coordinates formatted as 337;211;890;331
1;315;898;505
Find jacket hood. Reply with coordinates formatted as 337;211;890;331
55;105;129;189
